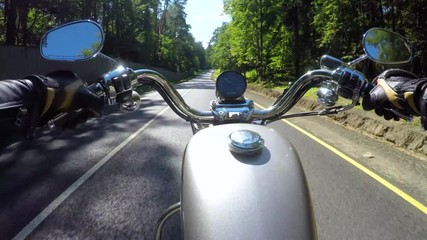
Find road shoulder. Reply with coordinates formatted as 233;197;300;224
247;85;427;159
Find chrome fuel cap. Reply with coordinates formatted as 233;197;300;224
228;129;264;155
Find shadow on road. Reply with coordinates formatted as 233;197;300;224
175;82;215;90
0;97;188;239
0;75;217;239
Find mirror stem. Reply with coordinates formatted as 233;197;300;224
98;53;119;66
346;55;369;67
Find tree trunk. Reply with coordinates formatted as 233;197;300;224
390;1;396;31
82;0;92;19
5;0;17;45
293;4;300;79
256;0;264;81
18;4;29;46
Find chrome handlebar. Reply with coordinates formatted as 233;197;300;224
252;69;334;121
96;60;369;123
135;70;215;122
134;69;340;123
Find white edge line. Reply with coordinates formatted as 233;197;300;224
12;88;193;240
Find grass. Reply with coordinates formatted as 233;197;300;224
211;69;222;80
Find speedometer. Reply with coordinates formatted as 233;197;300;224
215;71;247;100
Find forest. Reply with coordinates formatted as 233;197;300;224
0;0;207;73
1;0;427;83
207;0;427;82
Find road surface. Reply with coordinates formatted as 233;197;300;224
0;71;425;239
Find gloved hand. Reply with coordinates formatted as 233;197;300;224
362;69;427;129
29;70;104;130
0;70;104;143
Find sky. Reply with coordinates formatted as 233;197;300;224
185;0;231;48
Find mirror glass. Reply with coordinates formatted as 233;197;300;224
363;28;412;64
40;20;104;61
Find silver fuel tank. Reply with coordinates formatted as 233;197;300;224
181;123;316;240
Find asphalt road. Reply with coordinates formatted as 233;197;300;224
0;71;425;239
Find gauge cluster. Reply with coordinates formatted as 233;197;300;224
215;71;247;101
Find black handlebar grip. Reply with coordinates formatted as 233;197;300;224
112;76;124;93
87;83;97;93
362;83;387;111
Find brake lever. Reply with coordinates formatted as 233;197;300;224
384;108;414;121
279;106;342;119
46;110;84;130
319;104;356;114
270;103;355;122
260;106;340;124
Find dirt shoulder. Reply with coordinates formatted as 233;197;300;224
247;85;427;161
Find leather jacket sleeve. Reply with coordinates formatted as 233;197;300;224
0;78;45;144
0;70;104;144
0;79;45;110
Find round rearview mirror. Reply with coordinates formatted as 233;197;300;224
362;28;412;64
40;20;104;61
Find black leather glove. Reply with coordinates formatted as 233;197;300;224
0;70;103;143
362;69;427;129
30;70;104;130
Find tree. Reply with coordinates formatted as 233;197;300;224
210;0;427;85
0;0;207;73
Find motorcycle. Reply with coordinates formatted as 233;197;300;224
39;20;413;239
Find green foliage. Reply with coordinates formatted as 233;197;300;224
0;0;207;73
81;48;95;57
0;4;4;44
208;23;236;71
2;0;427;76
209;0;427;86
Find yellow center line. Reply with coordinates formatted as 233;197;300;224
254;102;427;215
